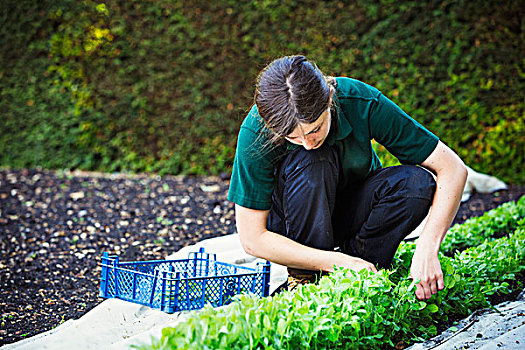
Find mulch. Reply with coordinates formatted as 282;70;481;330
0;168;523;346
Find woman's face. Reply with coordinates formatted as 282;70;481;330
285;106;332;150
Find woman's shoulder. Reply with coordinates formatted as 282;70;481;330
334;77;381;101
240;104;266;133
237;105;264;150
236;105;285;162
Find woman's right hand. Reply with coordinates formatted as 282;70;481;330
334;252;378;273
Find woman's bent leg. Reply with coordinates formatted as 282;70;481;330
267;145;340;289
268;144;340;251
336;165;436;269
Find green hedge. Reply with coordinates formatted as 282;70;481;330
1;0;523;182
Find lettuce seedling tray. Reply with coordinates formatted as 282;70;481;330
99;248;270;313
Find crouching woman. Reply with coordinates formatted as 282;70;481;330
227;55;467;300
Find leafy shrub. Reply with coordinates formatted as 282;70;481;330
1;0;523;182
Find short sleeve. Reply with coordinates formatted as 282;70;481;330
227;125;277;210
369;93;439;165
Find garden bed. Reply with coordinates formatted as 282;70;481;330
142;198;525;349
0;168;523;346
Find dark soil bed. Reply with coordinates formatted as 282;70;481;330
0;168;523;346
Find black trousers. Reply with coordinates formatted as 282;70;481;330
267;144;436;271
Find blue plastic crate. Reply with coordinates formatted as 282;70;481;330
98;247;271;313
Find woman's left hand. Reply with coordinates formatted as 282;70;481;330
409;244;445;300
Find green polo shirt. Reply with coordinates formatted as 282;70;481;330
227;77;439;210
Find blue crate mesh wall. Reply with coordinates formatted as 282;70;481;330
99;249;270;313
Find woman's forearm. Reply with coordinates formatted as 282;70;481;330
411;141;467;300
419;144;468;251
235;204;377;273
242;229;338;271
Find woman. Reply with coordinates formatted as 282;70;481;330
227;55;467;300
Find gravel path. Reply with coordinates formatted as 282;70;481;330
0;168;523;346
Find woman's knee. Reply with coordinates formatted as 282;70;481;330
283;144;338;170
389;166;435;223
405;166;436;200
279;145;340;186
386;165;436;201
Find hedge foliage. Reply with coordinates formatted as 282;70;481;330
1;0;523;182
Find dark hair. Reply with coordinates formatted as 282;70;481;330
255;55;335;144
